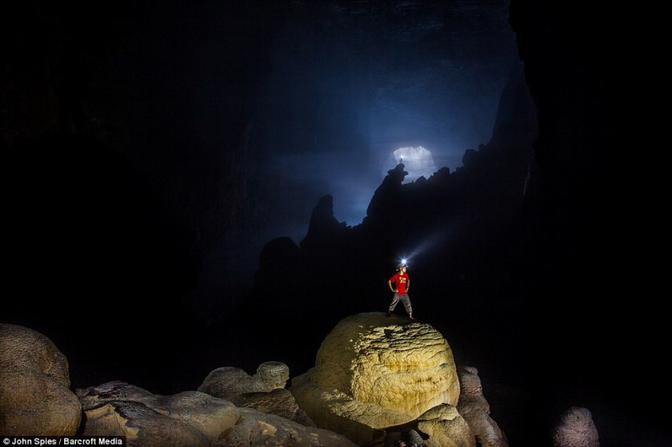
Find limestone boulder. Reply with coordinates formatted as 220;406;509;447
231;388;316;426
220;407;357;447
82;400;210;447
198;361;289;400
0;323;70;384
384;429;426;447
552;407;599;447
78;381;355;447
199;362;314;426
291;312;460;445
416;405;475;447
78;381;239;445
457;367;508;447
0;323;81;435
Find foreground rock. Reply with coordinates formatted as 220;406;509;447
226;408;354;447
0;323;81;435
457;367;508;447
416;405;475;447
291;312;463;445
198;361;314;425
230;388;315;426
78;381;355;447
552;407;599;447
384;429;425;447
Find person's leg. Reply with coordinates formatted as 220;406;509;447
401;294;413;319
388;293;401;313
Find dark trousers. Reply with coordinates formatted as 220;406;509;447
389;293;412;316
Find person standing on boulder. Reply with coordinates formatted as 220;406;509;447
388;264;413;319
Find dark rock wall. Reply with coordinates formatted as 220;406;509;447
2;0;282;390
511;1;667;444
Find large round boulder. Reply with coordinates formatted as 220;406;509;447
0;323;81;435
291;312;460;445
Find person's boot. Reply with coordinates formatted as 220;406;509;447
409;314;415;320
387;311;392;317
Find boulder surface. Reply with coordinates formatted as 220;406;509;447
291;312;460;444
78;380;355;447
457;366;508;447
0;323;81;435
198;361;289;400
230;388;316;426
552;407;599;447
198;361;314;425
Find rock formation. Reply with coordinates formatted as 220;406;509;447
78;381;239;445
0;323;81;435
552;407;599;447
229;388;315;426
78;380;355;447
198;361;314;426
291;312;465;445
198;361;290;400
415;405;474;447
457;367;508;447
384;428;426;447
225;408;354;447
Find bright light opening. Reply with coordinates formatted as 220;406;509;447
392;146;437;181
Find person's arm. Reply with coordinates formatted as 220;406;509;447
388;278;396;292
407;277;410;292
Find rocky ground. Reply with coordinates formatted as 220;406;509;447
1;317;597;446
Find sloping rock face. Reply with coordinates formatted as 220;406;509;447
291;312;461;445
0;323;81;435
78;381;354;447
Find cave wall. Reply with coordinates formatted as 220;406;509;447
510;0;667;441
